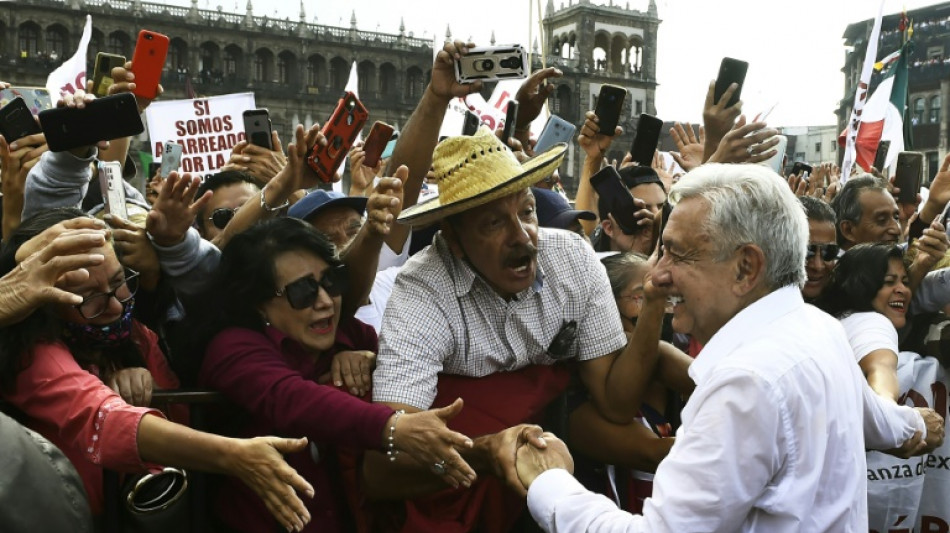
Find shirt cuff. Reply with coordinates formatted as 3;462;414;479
526;468;584;528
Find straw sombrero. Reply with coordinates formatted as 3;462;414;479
397;126;567;226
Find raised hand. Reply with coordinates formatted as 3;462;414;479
1;131;48;238
107;61;163;112
146;171;211;247
669;122;704;171
431;41;483;101
348;141;380;196
578;111;621;159
514;67;562;131
240;131;287;186
365;169;406;237
707;116;779;165
702;80;742;161
105;214;161;290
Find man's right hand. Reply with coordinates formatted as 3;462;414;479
578;111;621;160
514;432;574;491
918;407;945;454
146;172;211;247
429;41;483;102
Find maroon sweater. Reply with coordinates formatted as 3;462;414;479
199;318;393;533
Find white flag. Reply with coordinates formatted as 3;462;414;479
45;15;92;101
841;0;885;182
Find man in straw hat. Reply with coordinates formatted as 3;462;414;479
363;41;670;532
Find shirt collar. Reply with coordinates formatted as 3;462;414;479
688;286;804;386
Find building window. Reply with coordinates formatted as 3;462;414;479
914;98;925;125
46;27;67;58
928;45;944;61
18;25;39;56
635;100;643;115
930;95;941;124
815;142;821;154
928;152;940;184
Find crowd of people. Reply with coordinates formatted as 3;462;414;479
1;34;950;533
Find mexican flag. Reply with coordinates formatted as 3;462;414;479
838;42;910;172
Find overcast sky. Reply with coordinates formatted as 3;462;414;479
175;0;940;127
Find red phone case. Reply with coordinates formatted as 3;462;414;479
130;30;169;100
308;92;369;183
361;121;394;168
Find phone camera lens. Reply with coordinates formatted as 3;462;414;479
475;59;494;72
500;56;522;69
145;34;153;40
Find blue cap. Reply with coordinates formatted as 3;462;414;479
532;187;595;230
288;189;368;222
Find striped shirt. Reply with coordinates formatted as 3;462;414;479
374;227;627;409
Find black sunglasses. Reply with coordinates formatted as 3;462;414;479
806;243;840;262
275;265;349;310
208;208;237;230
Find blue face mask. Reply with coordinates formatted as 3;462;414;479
63;298;135;349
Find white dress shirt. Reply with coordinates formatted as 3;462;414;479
528;287;880;532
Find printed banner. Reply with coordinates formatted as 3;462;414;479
144;92;255;176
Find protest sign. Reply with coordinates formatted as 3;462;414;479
145;92;254;176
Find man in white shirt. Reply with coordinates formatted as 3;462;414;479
508;163;944;532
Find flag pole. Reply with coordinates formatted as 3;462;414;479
841;0;886;182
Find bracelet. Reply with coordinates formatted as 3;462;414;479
259;187;290;212
386;409;405;462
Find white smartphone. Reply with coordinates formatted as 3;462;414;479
761;135;788;175
534;115;577;154
455;45;527;83
98;161;128;220
159;141;183;178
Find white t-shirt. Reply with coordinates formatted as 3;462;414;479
839;312;899;363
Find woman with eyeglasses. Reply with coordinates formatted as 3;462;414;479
0;209;316;532
194;217;476;533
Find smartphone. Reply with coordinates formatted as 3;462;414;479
594;84;626;137
790;162;812;179
535;115;576;154
130;30;169;100
455;45;527;84
381;131;399;160
629;113;663;165
762;135;788;175
590;165;638;235
462;110;481;136
873;140;891;172
941;201;950;236
242;109;273;150
500;99;519;145
714;57;748;109
38;93;144;152
894;152;923;204
657;200;673;259
92;53;127;98
98;161;128;220
159;141;183;178
362;121;395;168
0;97;43;143
0;87;52;115
308;91;369;183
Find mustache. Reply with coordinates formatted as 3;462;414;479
503;243;538;266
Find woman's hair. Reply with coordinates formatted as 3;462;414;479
814;243;904;319
600;251;649;298
0;209;145;391
181;218;342;380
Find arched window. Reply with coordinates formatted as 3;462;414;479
277;51;296;85
913;98;925;124
406;67;423;100
379;63;396;96
18;23;40;56
929;95;941;124
46;25;69;58
329;57;348;91
108;31;130;57
307;55;326;87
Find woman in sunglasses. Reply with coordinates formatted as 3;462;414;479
195;217;476;533
800;196;839;302
0;209;315;532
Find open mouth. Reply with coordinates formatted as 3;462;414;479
309;317;334;334
888;300;906;313
506;255;533;274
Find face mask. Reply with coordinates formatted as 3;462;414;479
63;298;135;349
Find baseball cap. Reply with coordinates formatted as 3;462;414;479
288;190;367;222
617;166;664;191
532;187;595;230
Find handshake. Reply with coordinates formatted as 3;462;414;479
494;425;575;495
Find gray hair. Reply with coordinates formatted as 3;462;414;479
799;196;836;224
669;164;808;289
830;174;888;246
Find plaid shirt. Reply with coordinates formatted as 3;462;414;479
374;228;627;409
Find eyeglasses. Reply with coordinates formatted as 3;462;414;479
806;243;840;262
74;269;140;319
275;265;349;310
208;208;237;230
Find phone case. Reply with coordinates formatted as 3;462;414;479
595;85;626;137
500;100;519;144
462;110;481;136
38;93;144;152
714;57;748;109
93;53;127;98
362;121;394;168
160;142;183;178
243;109;273;149
0;97;43;143
307;91;369;183
98;161;129;220
455;45;528;83
535;115;576;154
873;140;891;171
130;30;169;100
590;165;638;234
629;113;663;165
0;87;52;115
895;152;923;204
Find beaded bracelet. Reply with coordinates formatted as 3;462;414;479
386;409;405;462
259;187;290;212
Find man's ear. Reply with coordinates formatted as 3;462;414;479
601;218;617;239
734;243;766;294
441;220;466;258
838;220;857;246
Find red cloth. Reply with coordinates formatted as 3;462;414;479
376;364;571;533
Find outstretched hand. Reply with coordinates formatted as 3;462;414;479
146;171;211;247
514;431;573;492
396;399;477;489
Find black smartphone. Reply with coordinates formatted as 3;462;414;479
873;140;891;171
243;109;273;150
38;93;143;153
791;162;813;178
462;110;480;136
657;200;673;258
0;97;43;143
894;152;923;204
714;57;748;109
594;84;626;137
500;99;519;145
590;165;638;234
629;113;663;165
